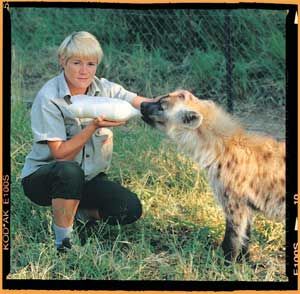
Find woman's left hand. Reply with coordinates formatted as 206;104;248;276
131;95;161;109
91;116;126;129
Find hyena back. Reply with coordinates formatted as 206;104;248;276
141;90;285;262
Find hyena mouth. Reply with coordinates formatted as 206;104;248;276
141;113;166;127
141;102;165;127
141;114;156;127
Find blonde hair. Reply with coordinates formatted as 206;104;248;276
58;31;103;65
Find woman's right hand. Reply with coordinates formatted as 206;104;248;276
48;116;125;161
90;116;126;129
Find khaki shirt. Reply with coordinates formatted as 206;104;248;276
21;72;137;181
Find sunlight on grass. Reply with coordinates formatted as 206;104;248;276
9;8;286;281
9;102;286;281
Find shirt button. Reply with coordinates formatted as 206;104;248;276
86;154;90;158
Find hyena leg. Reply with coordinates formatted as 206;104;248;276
221;204;252;264
221;218;239;262
237;219;252;262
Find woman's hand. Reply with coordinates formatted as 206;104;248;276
48;116;125;161
131;96;161;109
90;115;126;129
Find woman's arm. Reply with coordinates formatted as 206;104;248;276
131;95;159;109
48;117;125;161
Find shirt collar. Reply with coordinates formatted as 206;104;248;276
58;71;101;98
88;77;101;96
58;71;72;98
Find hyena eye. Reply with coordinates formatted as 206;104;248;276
160;103;166;110
160;99;169;110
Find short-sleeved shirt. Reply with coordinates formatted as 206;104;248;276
21;72;137;181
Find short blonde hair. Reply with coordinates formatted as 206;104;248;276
58;31;103;65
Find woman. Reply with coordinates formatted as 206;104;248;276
21;31;155;252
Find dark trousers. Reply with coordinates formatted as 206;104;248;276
22;161;142;225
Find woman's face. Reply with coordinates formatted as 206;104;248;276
62;56;98;95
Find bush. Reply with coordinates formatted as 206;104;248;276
11;7;286;104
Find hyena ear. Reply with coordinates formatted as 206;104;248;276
180;110;203;129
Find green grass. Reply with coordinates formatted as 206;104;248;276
9;100;286;281
10;7;286;103
8;6;286;282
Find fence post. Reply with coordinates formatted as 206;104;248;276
224;10;234;113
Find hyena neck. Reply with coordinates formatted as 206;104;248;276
168;105;243;169
203;108;244;163
199;110;243;167
168;127;220;168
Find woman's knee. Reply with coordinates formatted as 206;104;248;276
106;193;143;225
50;161;85;199
53;161;84;181
126;193;143;223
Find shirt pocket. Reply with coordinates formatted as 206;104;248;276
65;118;81;140
64;118;84;165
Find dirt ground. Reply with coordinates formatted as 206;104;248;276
233;102;286;140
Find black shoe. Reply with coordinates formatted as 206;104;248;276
57;237;72;253
75;219;98;246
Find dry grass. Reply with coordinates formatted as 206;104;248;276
9;103;286;281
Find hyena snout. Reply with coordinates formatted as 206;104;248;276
141;101;166;127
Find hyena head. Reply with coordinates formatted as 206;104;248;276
141;90;239;140
141;90;206;132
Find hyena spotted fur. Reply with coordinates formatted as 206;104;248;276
141;90;285;263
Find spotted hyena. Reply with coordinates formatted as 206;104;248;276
141;90;285;263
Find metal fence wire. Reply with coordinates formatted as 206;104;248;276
94;9;286;111
11;8;286;111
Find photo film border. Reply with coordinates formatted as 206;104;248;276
1;1;298;291
2;0;12;286
286;3;298;286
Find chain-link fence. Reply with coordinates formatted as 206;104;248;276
95;9;286;111
11;8;287;111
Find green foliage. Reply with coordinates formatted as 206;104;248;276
10;7;286;103
9;100;286;281
9;7;286;281
183;49;225;97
